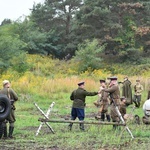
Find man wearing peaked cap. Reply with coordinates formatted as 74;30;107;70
69;81;100;131
0;80;18;139
102;76;120;130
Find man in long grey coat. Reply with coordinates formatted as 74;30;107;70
122;77;132;106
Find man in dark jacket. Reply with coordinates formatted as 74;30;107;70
0;80;18;138
122;77;132;106
69;81;99;131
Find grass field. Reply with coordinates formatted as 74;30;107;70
0;57;149;150
0;88;150;150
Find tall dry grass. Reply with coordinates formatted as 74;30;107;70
0;54;149;99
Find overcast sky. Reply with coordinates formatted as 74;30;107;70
0;0;44;24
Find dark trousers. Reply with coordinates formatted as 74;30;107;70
69;108;85;130
133;95;141;107
71;108;85;121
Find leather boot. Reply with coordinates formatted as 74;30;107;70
137;102;140;108
79;123;85;131
0;123;3;139
106;115;111;122
101;113;105;121
8;126;14;138
113;125;117;130
112;121;118;130
68;123;73;131
134;101;138;107
3;127;7;139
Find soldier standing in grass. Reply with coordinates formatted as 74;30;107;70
122;77;132;106
119;97;127;120
133;79;143;108
95;79;110;122
102;77;120;130
0;80;18;139
93;80;104;108
68;81;99;131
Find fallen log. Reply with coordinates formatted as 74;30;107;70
38;118;126;126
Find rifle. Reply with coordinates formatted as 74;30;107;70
111;96;134;139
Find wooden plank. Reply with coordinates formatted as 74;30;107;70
38;118;126;126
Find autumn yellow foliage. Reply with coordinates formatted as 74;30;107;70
0;54;149;99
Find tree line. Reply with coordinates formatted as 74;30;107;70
0;0;150;73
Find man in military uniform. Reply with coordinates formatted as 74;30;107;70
0;80;18;138
119;97;127;120
95;79;110;122
102;77;120;129
93;79;105;108
68;81;99;131
122;77;132;106
142;97;150;124
133;79;143;108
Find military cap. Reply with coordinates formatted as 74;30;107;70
120;96;126;101
78;81;85;86
3;80;10;85
107;76;117;80
124;76;128;79
99;79;105;83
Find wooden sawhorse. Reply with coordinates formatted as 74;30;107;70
34;102;55;136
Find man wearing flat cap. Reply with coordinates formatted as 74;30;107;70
0;80;18;139
69;81;99;131
102;76;120;129
133;79;143;108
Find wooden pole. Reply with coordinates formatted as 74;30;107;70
38;118;126;126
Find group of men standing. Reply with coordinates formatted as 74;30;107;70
69;76;149;131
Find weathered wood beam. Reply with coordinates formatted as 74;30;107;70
38;118;126;126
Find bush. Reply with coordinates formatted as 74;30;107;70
73;39;105;73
